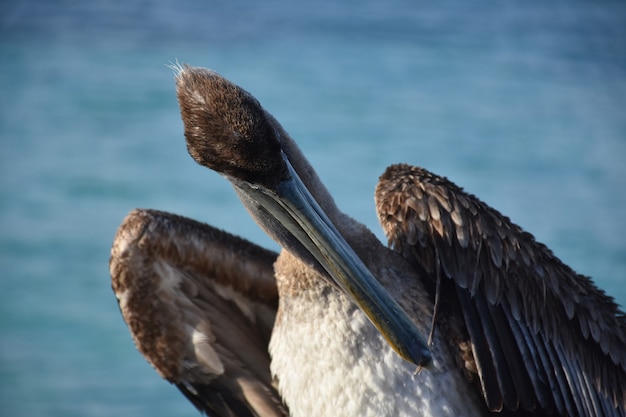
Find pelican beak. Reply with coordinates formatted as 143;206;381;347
235;155;432;368
174;65;430;367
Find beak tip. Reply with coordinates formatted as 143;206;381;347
407;344;432;369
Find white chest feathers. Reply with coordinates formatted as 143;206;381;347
269;286;483;417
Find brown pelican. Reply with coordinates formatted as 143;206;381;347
110;65;626;417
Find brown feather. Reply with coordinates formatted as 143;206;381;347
110;209;288;417
376;163;626;416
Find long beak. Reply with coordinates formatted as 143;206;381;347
235;154;432;368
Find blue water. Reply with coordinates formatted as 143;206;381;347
1;1;625;416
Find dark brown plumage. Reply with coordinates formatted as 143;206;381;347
177;66;287;189
376;163;626;415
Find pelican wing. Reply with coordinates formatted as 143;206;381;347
110;209;288;417
376;164;626;416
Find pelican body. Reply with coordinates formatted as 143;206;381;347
110;65;626;417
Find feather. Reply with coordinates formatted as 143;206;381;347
375;164;626;416
110;209;288;417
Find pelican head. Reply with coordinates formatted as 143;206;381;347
174;65;431;368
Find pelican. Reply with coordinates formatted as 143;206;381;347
110;65;626;417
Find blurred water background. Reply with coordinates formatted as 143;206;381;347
1;0;625;416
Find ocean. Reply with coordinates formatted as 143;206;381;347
1;0;625;415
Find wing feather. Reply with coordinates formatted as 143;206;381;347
376;164;626;416
456;286;504;411
110;209;288;417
